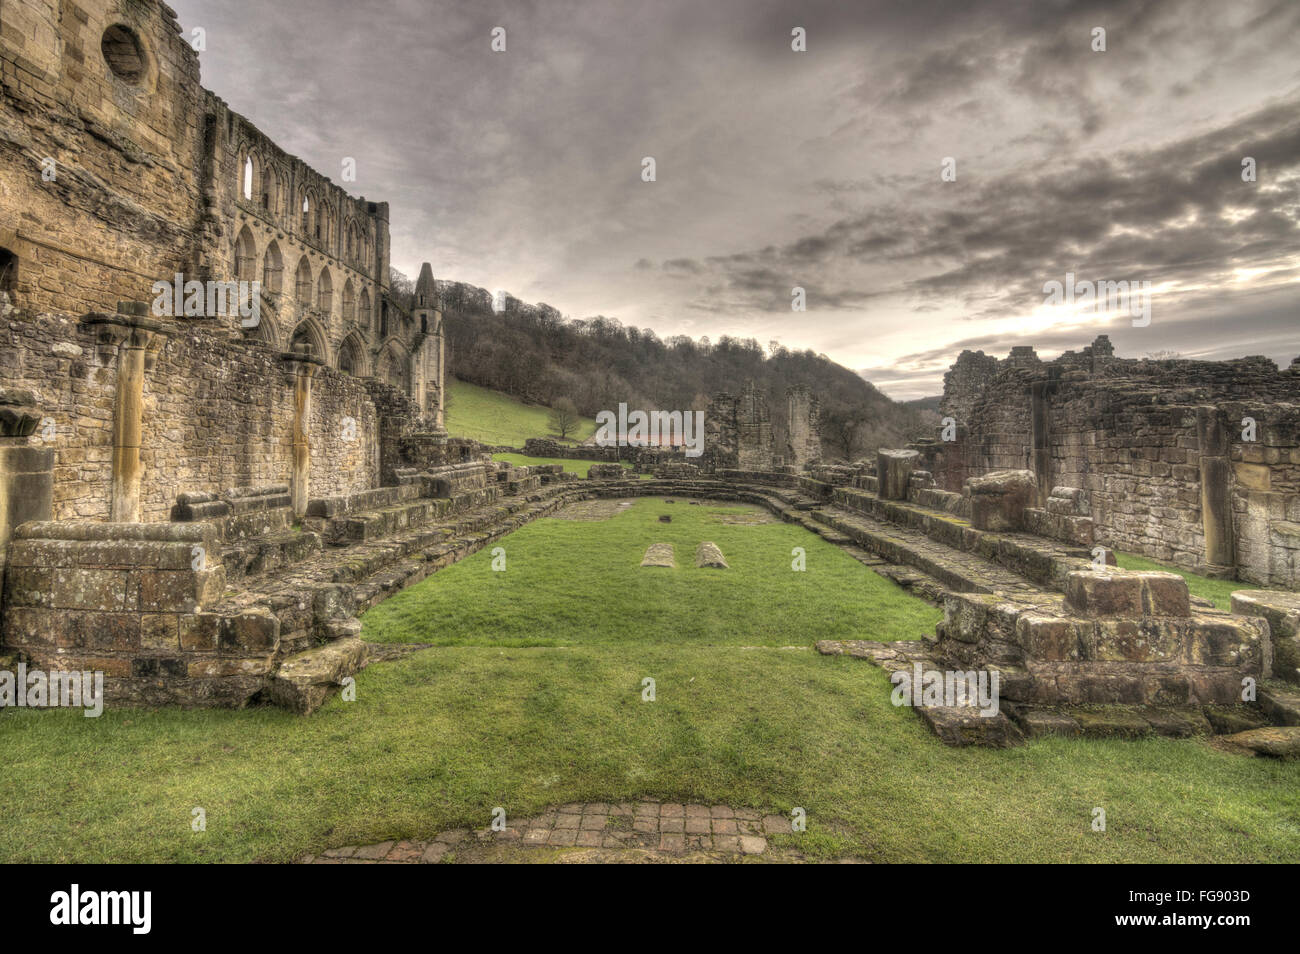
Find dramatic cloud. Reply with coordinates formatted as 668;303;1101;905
172;0;1300;399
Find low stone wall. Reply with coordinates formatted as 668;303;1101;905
0;520;280;706
523;438;620;462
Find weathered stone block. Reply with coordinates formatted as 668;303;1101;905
219;608;280;655
1065;570;1143;617
876;449;919;501
1014;615;1083;661
694;542;728;568
966;469;1035;531
1064;569;1190;618
138;567;225;613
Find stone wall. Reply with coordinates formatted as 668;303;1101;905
923;335;1300;586
0;0;443;418
0;308;379;521
786;384;821;467
707;382;774;471
0;0;205;315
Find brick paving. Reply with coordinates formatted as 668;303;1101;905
301;800;804;863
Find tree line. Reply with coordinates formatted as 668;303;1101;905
389;269;933;460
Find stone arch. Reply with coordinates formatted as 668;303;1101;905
289;317;329;362
359;287;372;329
300;191;316;237
261;240;283;293
376;339;411;395
337;331;368;377
234;225;257;282
317;266;333;313
342;277;356;322
260;163;280;215
294;257;313;303
245;308;281;350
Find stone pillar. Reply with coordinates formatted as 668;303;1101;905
434;316;446;433
0;390;53;588
283;349;323;519
1030;380;1052;509
86;308;164;523
877;448;919;500
1196;405;1235;577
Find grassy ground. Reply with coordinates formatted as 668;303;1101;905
444;378;597;447
491;453;639;479
1115;552;1246;610
363;498;939;647
2;501;1296;863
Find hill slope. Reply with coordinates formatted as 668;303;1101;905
444;378;597;447
391;271;931;460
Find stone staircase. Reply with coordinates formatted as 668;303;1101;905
176;462;582;712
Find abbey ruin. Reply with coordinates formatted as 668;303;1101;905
1;1;1297;750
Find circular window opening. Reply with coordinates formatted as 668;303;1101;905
101;25;145;83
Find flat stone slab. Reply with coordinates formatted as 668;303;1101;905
695;541;728;568
1221;726;1300;758
641;543;675;568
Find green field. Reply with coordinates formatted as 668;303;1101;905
444;378;598;447
2;499;1297;864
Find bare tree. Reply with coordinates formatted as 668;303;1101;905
547;396;580;440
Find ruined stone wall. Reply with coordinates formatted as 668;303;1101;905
0;308;379;521
786;384;821;467
0;0;206;314
931;335;1300;585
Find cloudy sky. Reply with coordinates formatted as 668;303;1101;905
173;0;1299;399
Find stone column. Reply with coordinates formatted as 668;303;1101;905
283;348;323;518
1196;405;1235;577
86;308;164;523
434;314;446;433
0;390;53;589
1030;381;1052;509
877;448;919;500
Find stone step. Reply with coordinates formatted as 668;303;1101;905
221;528;322;583
264;636;368;715
809;505;1046;598
828;486;1098;591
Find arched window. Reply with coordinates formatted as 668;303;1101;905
337;333;365;376
316;267;333;313
359;287;371;329
0;247;17;301
301;195;311;235
342;278;356;322
242;156;254;201
380;301;389;339
261;165;277;213
376;341;410;395
295;257;312;303
261;241;283;293
290;319;327;360
234;226;257;282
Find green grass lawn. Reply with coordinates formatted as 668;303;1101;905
1115;552;1247;611
444;378;597;447
2;500;1297;864
491;453;639;479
